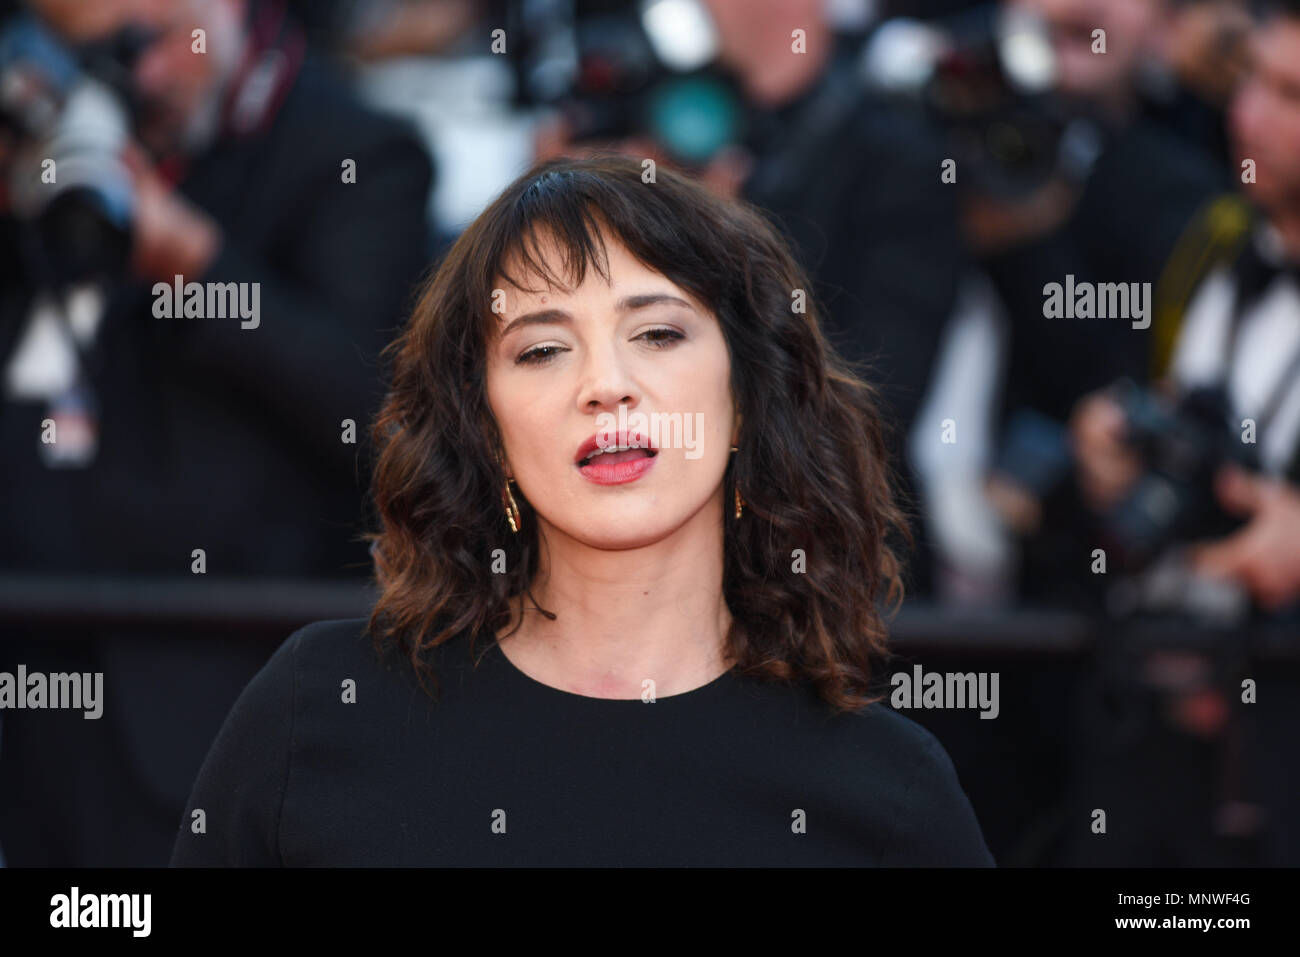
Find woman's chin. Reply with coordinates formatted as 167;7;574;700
556;513;691;552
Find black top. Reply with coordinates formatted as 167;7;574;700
170;618;995;867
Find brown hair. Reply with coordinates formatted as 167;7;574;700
363;154;910;713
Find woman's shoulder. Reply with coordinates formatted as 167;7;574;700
813;698;995;865
848;704;970;801
849;700;960;769
173;617;417;866
276;616;375;673
236;617;363;695
255;616;480;709
787;683;953;759
852;702;993;868
813;699;959;790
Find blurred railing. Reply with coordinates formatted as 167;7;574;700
1;574;1296;659
0;575;376;631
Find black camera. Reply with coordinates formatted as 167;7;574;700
506;0;744;168
0;11;152;287
1101;380;1258;572
863;3;1099;199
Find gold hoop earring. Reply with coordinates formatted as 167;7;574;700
504;479;522;534
730;446;742;518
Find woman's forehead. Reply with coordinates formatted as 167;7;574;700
491;232;688;305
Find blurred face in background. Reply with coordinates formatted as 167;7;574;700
31;0;247;155
127;0;248;154
1013;0;1168;104
703;0;829;106
1229;15;1300;211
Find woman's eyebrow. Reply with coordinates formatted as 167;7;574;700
499;309;570;339
616;293;695;312
499;293;695;338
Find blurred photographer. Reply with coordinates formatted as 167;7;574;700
1057;0;1300;866
898;0;1254;863
909;0;1234;605
0;0;433;864
1071;2;1300;615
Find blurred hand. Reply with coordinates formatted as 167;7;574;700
1069;390;1142;511
1168;0;1253;107
698;145;754;201
123;143;221;281
1172;687;1230;738
985;473;1043;536
1188;466;1300;611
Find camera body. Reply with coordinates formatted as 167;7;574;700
0;11;143;286
507;0;742;167
1102;380;1258;571
864;4;1100;199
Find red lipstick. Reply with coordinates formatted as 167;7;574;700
574;430;658;485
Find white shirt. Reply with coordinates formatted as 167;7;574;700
1170;226;1300;477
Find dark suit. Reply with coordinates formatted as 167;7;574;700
0;48;433;865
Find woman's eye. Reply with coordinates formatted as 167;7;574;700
515;329;681;364
637;327;685;348
516;344;566;365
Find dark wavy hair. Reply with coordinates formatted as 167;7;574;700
363;154;910;713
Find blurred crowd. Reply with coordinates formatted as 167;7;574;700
1;0;1297;867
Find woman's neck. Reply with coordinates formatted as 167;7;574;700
496;497;733;699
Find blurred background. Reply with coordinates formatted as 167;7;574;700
1;0;1298;867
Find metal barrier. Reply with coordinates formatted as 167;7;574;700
1;574;1296;659
0;575;378;631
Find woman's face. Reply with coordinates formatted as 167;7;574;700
486;230;737;551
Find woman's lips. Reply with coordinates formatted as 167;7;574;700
576;447;658;485
573;429;658;485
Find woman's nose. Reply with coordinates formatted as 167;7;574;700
576;344;640;413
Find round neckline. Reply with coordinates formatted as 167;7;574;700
484;638;733;705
